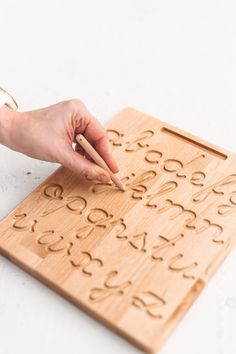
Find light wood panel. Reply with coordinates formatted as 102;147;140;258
1;107;236;353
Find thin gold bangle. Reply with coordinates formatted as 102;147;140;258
0;88;18;110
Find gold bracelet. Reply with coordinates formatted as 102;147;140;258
0;88;18;110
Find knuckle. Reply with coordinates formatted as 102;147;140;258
67;98;84;110
61;99;85;113
80;167;96;180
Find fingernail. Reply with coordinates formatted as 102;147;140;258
85;174;94;181
98;174;110;183
114;163;119;173
84;169;95;180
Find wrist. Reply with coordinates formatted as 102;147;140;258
0;104;19;147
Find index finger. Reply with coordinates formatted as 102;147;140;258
78;112;119;173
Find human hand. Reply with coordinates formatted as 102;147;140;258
0;99;118;182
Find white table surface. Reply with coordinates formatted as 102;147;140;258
1;1;236;353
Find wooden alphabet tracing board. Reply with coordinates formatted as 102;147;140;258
1;107;236;353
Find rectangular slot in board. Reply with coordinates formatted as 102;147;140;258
161;127;228;160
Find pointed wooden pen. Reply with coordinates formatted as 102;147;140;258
75;134;125;191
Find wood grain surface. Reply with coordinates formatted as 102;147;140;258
1;107;236;353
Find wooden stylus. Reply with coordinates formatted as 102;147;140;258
75;134;125;191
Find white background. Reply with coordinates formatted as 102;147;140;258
0;1;236;353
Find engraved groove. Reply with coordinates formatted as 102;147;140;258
161;127;227;160
89;271;132;302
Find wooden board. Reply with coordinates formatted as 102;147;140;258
1;107;236;353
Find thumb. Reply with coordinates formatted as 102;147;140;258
58;145;111;183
